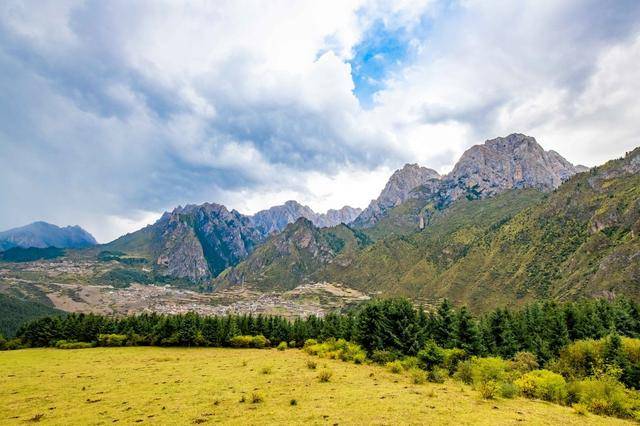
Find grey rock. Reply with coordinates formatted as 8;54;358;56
251;201;361;233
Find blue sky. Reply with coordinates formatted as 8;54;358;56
1;0;639;242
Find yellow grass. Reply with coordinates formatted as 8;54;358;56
0;347;632;425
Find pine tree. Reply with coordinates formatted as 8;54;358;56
434;299;457;348
456;306;482;355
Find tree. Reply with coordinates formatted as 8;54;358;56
433;299;457;348
456;307;483;355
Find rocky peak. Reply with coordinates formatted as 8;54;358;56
351;163;441;228
0;221;97;251
251;201;362;234
447;133;582;198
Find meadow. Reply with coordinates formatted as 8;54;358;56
0;347;633;425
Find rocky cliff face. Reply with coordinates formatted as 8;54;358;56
445;133;582;200
152;203;264;280
0;222;97;251
251;201;361;233
352;164;441;227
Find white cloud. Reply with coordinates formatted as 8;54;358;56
0;0;639;242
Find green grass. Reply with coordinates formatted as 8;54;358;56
0;347;633;425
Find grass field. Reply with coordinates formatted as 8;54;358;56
0;347;633;425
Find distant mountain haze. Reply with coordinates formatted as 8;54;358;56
0;221;97;251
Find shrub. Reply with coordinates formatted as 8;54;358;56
0;334;6;350
417;341;445;371
306;359;317;370
260;366;272;375
288;341;297;348
55;340;94;349
250;392;264;403
386;360;403;374
477;380;500;399
454;359;474;385
371;350;399;365
229;335;253;348
303;339;318;348
252;335;269;348
229;335;269;348
318;369;332;383
442;348;467;375
512;351;539;373
277;341;287;351
427;366;447;383
500;382;517;399
303;338;366;364
515;370;567;403
567;377;634;418
572;403;588;416
410;368;427;384
97;334;127;347
469;357;510;385
400;356;419;371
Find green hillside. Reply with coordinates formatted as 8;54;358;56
0;293;63;337
217;148;640;311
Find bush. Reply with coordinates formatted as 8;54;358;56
250;392;264;403
303;338;366;364
371;350;399;365
229;335;269;348
0;334;6;350
97;334;127;347
288;341;297;348
469;357;510;385
417;341;445;371
477;380;500;399
306;359;317;370
454;359;474;385
567;378;635;418
318;369;332;383
303;339;318;348
2;338;25;350
410;368;427;384
500;382;517;399
260;366;272;375
512;351;539;373
387;360;403;374
277;341;287;351
400;356;419;371
55;340;94;349
252;335;269;348
442;348;467;375
515;370;567;403
427;366;447;383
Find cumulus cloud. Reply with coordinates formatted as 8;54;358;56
0;0;638;241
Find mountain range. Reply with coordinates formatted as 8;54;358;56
0;222;97;251
3;133;638;312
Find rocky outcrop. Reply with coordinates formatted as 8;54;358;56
446;134;582;199
352;164;441;227
0;221;97;251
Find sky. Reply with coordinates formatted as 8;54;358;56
1;0;639;242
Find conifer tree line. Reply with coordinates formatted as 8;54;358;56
9;297;639;361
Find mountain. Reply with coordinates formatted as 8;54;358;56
215;218;372;291
215;141;639;311
251;201;361;235
0;293;63;337
352;134;582;229
104;201;362;281
444;133;583;200
352;164;441;228
0;222;97;251
105;203;263;281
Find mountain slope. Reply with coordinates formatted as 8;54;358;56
214;218;372;291
0;222;97;251
353;134;581;229
352;164;441;228
0;293;64;337
215;146;639;311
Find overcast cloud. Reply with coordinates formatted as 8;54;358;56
1;0;639;242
